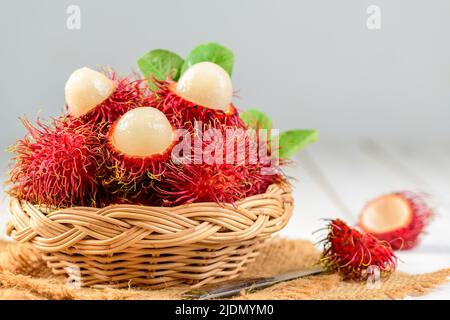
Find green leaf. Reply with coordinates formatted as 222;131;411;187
240;108;272;130
181;42;234;76
277;130;319;158
137;49;184;82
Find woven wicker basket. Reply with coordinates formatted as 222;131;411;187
6;183;293;289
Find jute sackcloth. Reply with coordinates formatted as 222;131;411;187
0;238;448;300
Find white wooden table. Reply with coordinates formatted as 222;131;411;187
280;139;450;299
1;139;449;299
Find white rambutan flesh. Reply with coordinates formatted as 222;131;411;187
358;192;434;250
176;62;232;112
360;194;412;233
65;67;115;117
111;107;174;157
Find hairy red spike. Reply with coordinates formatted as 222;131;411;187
8;116;105;208
320;219;397;280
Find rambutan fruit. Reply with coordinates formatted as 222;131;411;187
177;61;233;112
151;62;245;129
320;219;397;280
104;106;176;199
156;125;283;206
7;116;104;208
65;67;152;126
358;192;434;250
158;162;281;206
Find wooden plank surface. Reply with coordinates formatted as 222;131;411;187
280;148;350;241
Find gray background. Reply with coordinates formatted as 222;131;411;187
1;0;449;153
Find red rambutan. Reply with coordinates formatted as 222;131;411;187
151;62;245;129
358;192;434;250
7;116;104;208
319;219;397;280
103;106;177;199
156;124;282;205
157;162;281;206
65;67;152;126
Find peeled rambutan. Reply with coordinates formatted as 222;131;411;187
65;67;152;126
104;106;177;199
319;219;397;280
7;116;104;208
358;192;434;250
151;62;245;129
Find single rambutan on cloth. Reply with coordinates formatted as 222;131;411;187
72;70;153;126
359;191;434;250
151;79;246;130
8;117;103;208
320;219;397;280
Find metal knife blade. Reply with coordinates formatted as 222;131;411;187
182;266;325;300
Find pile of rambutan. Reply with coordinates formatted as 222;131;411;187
7;43;317;209
8;67;153;208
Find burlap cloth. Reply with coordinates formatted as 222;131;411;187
0;238;448;300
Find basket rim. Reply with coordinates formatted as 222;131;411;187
7;182;293;252
10;181;292;211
